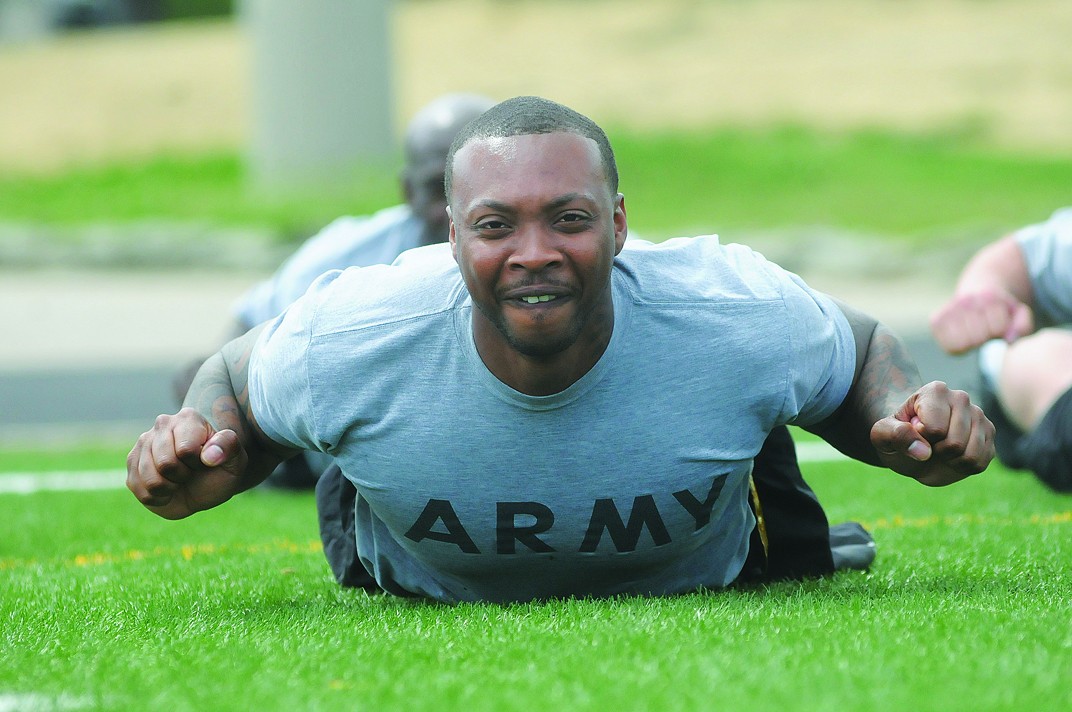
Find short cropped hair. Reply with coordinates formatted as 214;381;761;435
444;96;619;200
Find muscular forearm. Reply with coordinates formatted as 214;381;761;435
805;297;993;484
182;327;290;489
127;325;296;519
812;324;923;465
805;302;922;466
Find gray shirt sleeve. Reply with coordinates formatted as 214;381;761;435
1014;208;1072;326
232;206;423;328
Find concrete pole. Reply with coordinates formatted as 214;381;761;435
241;0;394;190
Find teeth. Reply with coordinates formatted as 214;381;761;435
521;295;557;304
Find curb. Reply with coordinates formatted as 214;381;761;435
0;220;293;271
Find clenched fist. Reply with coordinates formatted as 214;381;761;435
126;408;249;519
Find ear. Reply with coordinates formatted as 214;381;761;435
447;207;459;262
612;193;628;255
401;173;414;205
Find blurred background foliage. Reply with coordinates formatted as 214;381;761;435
1;0;1068;257
3;126;1070;248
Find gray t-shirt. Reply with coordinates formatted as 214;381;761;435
1015;207;1072;326
249;236;856;602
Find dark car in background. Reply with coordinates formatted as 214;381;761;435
50;0;165;28
0;0;231;41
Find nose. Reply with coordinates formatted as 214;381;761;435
507;225;563;271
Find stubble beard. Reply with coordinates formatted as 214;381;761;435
476;300;586;360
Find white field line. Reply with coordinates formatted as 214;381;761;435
0;443;847;495
793;441;848;463
0;693;95;712
0;470;125;495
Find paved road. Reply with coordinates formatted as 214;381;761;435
0;268;253;445
0;268;978;447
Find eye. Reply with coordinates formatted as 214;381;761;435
556;212;593;231
473;218;512;236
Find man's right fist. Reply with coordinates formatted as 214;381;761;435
126;408;248;520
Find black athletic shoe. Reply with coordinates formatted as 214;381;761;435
829;521;876;571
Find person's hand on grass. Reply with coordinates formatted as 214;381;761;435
869;381;995;486
126;408;248;519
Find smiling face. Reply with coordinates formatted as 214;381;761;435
448;132;627;391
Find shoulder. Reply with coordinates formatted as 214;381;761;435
1013;207;1072;271
615;235;787;303
303;246;464;336
615;234;847;346
1014;207;1072;245
1043;207;1072;232
299;205;422;261
1012;208;1072;322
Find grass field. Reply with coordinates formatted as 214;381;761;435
2;442;1069;711
4;4;1071;710
4;127;1072;248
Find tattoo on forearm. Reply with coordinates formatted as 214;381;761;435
184;358;241;433
808;317;926;465
181;329;260;445
177;326;288;484
856;326;922;420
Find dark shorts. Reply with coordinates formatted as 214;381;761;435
738;424;835;582
992;385;1072;492
314;462;378;591
315;424;836;591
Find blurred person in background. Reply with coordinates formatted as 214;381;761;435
930;208;1072;492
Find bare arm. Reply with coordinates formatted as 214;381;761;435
952;234;1033;304
183;324;297;480
805;300;994;485
804;302;919;465
127;324;299;519
930;235;1036;354
170;318;260;406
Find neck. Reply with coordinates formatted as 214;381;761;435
472;299;615;397
490;348;605;397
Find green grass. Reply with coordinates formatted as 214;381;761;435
3;125;1070;246
2;445;1069;711
3;118;1070;707
0;444;131;472
614;125;1072;242
0;153;401;243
